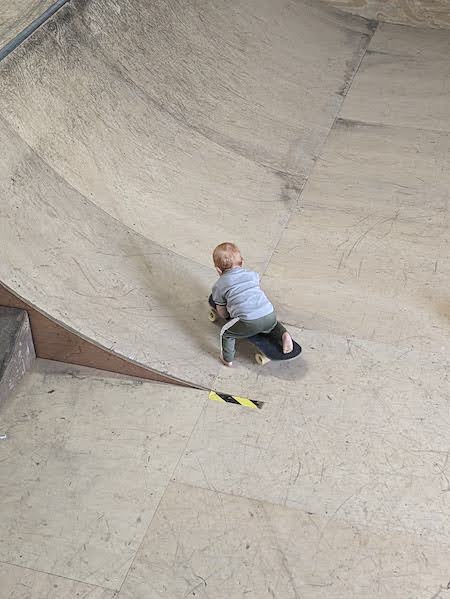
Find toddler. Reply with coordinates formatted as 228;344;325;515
211;242;293;366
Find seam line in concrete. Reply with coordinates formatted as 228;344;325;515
259;25;378;279
116;394;209;594
337;116;450;136
0;559;117;593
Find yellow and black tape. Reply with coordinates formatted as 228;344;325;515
209;390;263;410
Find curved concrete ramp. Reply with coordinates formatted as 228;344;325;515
0;0;373;387
0;1;54;48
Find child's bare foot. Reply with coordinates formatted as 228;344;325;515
282;332;293;354
220;357;233;367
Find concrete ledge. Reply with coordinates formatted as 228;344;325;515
0;307;35;403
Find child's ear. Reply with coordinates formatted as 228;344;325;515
216;267;223;275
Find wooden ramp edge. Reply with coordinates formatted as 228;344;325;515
0;283;194;388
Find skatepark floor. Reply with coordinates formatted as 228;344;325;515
1;344;449;599
1;0;449;597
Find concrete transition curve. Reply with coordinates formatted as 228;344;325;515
0;0;449;388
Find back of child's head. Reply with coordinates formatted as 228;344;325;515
213;242;243;272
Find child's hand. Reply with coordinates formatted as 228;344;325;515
216;305;229;319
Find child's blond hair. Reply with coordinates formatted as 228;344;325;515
213;242;243;272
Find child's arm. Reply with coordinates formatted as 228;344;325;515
212;279;229;319
216;304;229;319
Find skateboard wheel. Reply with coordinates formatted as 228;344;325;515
255;352;270;366
208;309;218;322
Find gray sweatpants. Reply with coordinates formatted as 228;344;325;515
220;311;287;362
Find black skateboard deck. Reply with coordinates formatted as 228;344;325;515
248;332;302;361
208;295;302;364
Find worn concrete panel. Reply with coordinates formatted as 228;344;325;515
341;24;450;132
175;326;450;545
0;361;205;588
0;562;115;599
119;481;450;599
0;19;292;273
0;1;54;48
325;0;450;29
0;1;372;270
263;120;450;352
0;117;220;387
77;0;371;177
0;307;35;403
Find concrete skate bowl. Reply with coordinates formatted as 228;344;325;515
1;0;449;388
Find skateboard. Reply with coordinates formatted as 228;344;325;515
208;296;302;365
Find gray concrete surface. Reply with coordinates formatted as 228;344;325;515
0;307;35;403
0;362;205;590
0;0;373;386
1;356;449;598
264;24;450;353
326;0;450;28
0;1;449;596
0;1;54;48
